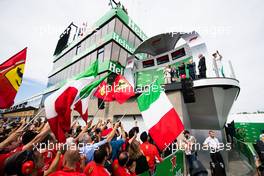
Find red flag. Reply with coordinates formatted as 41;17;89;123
0;48;27;109
94;81;114;102
112;75;135;104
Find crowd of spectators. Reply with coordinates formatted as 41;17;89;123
0;118;163;176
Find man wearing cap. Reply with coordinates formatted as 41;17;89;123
198;54;207;78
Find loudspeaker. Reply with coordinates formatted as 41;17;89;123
181;78;195;103
98;98;105;109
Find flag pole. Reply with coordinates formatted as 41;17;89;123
21;108;44;130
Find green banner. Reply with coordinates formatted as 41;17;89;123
139;150;184;176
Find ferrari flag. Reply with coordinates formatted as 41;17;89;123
0;48;27;109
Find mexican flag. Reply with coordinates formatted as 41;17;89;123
137;81;184;150
44;60;106;142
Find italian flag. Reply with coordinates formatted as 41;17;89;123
44;61;106;143
137;81;184;150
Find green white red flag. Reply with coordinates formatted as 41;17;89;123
137;81;184;150
44;60;107;142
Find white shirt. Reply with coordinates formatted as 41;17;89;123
203;136;220;153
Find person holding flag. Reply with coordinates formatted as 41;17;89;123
137;81;184;151
44;60;109;143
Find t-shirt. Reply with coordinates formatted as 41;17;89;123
42;149;57;170
140;142;162;171
79;139;107;163
203;137;220;153
84;161;111;176
110;139;125;161
112;159;136;176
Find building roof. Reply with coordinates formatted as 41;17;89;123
134;33;182;56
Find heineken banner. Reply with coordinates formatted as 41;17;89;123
139;150;184;176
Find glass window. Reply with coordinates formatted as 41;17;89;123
90;51;97;64
134;37;141;48
76;45;81;55
104;43;112;62
101;24;108;37
95;28;102;44
78;58;85;73
85;37;91;49
111;43;120;62
75;61;81;75
85;54;91;69
128;31;136;47
97;48;104;63
108;18;116;33
60;69;65;81
121;25;129;41
68;65;73;78
119;48;127;66
90;33;96;46
71;63;76;77
115;18;123;36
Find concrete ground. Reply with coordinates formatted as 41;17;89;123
195;149;256;176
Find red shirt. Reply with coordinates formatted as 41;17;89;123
49;167;85;176
140;142;162;170
112;159;136;176
56;155;81;173
84;161;110;176
0;145;24;175
42;149;57;170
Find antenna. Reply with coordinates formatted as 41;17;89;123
108;0;120;8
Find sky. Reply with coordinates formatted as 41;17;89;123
0;0;263;112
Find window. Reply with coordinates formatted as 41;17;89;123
90;33;96;46
79;58;85;73
143;59;155;68
128;31;136;47
90;51;97;64
115;18;123;36
118;48;127;66
101;24;108;37
65;67;70;80
104;43;112;62
171;48;186;60
68;65;73;78
85;37;91;49
134;37;141;48
76;45;81;55
121;25;129;41
95;28;102;44
85;54;91;68
156;55;169;65
108;18;116;33
97;47;104;63
75;61;81;75
111;43;120;62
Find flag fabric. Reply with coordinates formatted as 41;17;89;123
137;81;184;150
0;48;27;109
74;74;110;122
44;60;105;142
112;74;135;104
94;81;114;102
